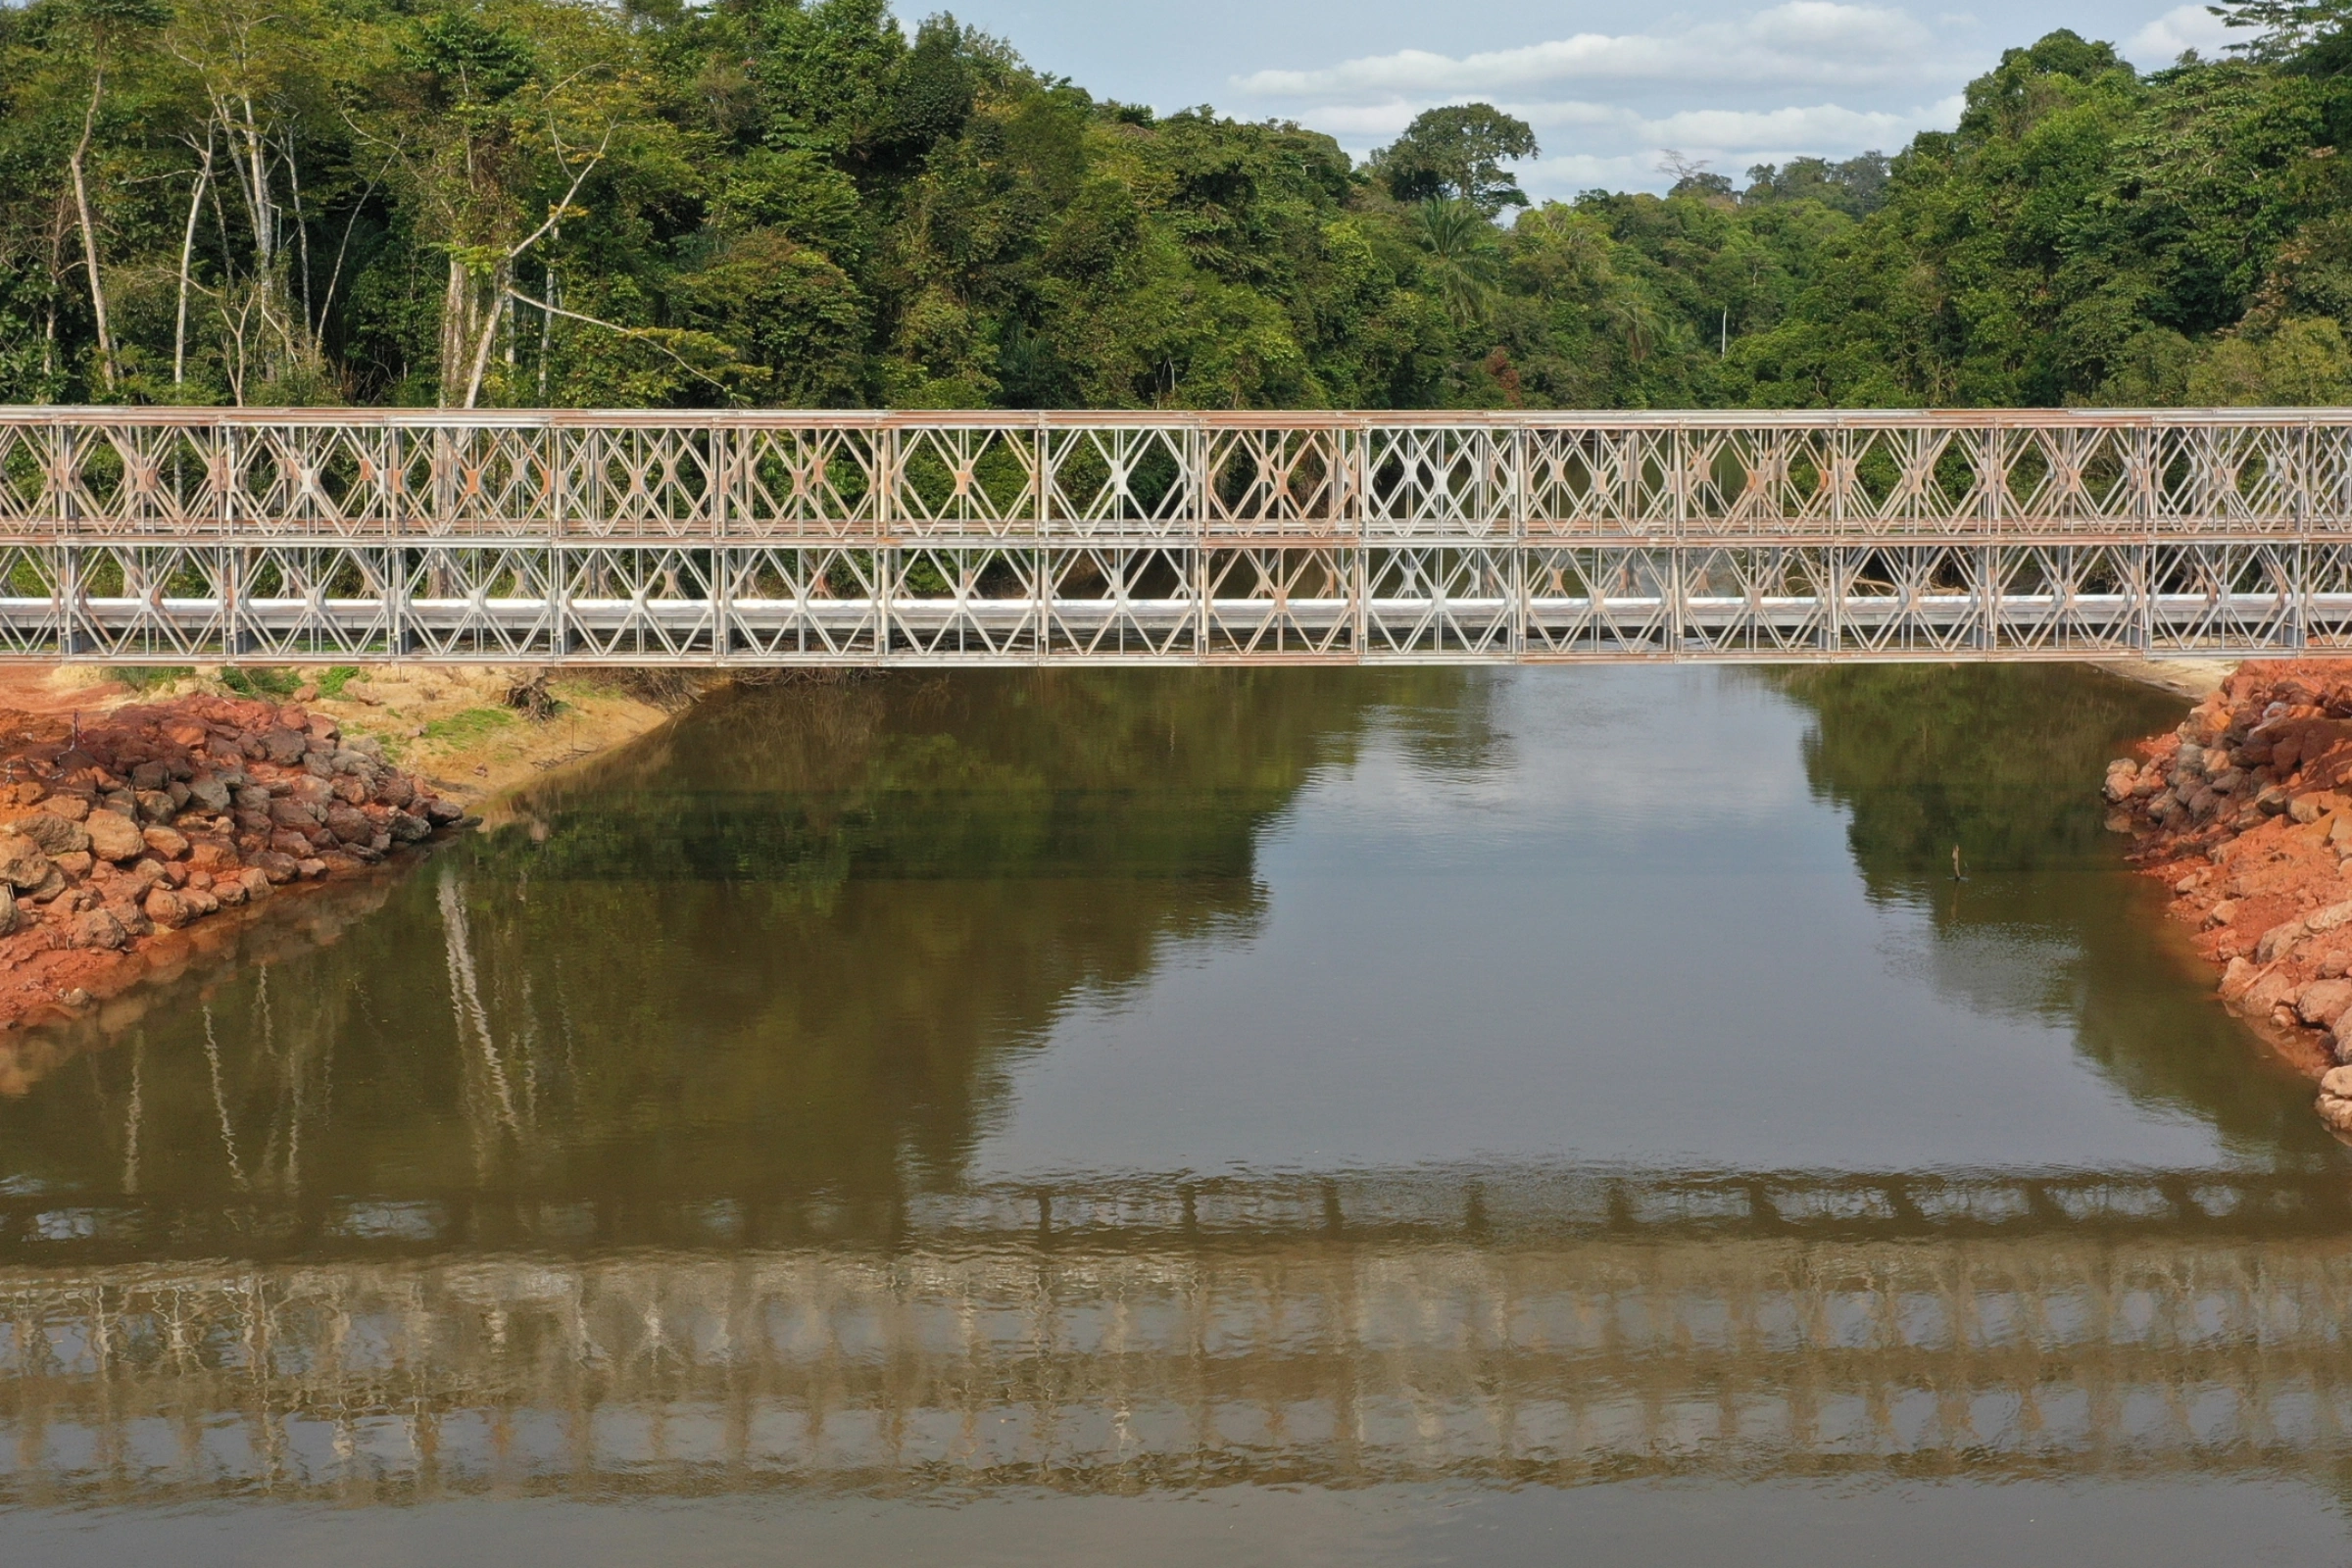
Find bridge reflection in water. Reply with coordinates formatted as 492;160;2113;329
7;1163;2352;1503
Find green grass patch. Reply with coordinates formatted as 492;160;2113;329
315;665;361;699
116;666;193;692
421;707;516;746
221;666;302;699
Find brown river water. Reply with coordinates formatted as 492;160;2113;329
4;663;2350;1566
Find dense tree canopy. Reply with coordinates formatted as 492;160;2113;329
1;0;2349;410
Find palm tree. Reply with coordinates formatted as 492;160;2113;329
1415;199;1502;327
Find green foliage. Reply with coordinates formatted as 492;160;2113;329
1;2;2349;413
220;666;303;699
422;706;515;744
1368;103;1539;214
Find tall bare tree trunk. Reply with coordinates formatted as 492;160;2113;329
439;254;472;407
461;262;511;409
175;130;216;386
69;70;118;391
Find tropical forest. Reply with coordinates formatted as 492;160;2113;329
3;0;2351;411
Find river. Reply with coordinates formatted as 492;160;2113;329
5;663;2350;1565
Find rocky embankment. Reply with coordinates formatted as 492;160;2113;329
0;694;466;1028
2106;662;2352;1133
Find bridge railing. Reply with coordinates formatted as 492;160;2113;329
0;409;2344;542
0;409;2344;664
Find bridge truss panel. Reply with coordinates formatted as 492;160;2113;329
1;409;2348;664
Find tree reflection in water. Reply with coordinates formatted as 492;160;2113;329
0;668;1476;1206
1769;664;2338;1159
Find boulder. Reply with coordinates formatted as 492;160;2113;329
422;798;464;825
185;775;231;813
2297;979;2352;1026
388;811;431;844
83;809;145;862
2310;899;2352;935
133;789;174;823
2319;1096;2352;1135
38;795;89;822
0;835;52;891
2259;918;2310;963
69;907;125;951
140;825;189;860
14;813;88;856
324;805;372;845
2246;969;2299;1015
2325;1064;2352;1101
260;727;308;763
141;887;189;929
2221;956;2259;1000
0;886;15;934
2207;900;2241;928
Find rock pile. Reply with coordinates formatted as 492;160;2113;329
2108;662;2352;1133
0;693;465;1023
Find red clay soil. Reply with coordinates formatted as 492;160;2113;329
2109;661;2352;1130
0;694;466;1036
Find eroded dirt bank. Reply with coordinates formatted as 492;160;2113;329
2107;661;2352;1132
0;694;474;1030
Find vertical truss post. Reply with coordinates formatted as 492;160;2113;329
877;423;898;665
2134;421;2155;656
1191;421;1209;659
56;542;75;661
1509;424;1527;662
1032;414;1050;663
1978;420;2000;657
1348;424;1367;659
710;420;730;665
2295;415;2313;654
1668;419;1688;655
551;421;571;664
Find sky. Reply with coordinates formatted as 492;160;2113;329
943;0;2245;195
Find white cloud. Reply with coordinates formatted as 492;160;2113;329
2126;4;2236;65
1232;3;1948;99
1637;102;1925;148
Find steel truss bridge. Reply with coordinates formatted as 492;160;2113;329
8;1164;2352;1501
4;409;2352;665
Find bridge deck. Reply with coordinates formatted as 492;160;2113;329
1;408;2350;663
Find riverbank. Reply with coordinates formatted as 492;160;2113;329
2105;661;2352;1130
0;692;472;1032
0;663;710;1038
1;664;688;808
